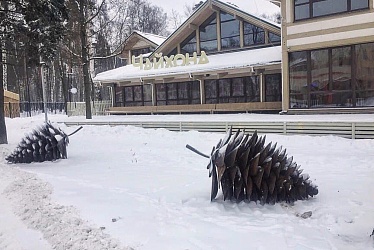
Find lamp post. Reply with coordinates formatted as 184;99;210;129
67;72;73;102
40;58;48;122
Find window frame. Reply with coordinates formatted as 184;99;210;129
177;10;281;54
123;85;152;107
156;81;201;106
199;13;218;53
204;76;260;104
265;74;282;102
243;21;265;47
287;43;374;109
294;0;370;21
180;32;197;54
220;11;241;50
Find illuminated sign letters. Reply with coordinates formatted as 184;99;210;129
132;51;209;70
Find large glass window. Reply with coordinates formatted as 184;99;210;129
205;80;218;104
156;81;201;105
115;84;152;107
205;77;260;104
115;85;124;107
269;32;281;43
143;84;152;106
124;86;133;103
332;47;351;91
289;51;308;108
265;74;282;102
167;83;178;105
180;32;197;54
124;85;151;106
243;21;265;46
220;12;240;50
310;49;329;93
294;0;369;21
178;82;189;104
289;43;374;109
356;43;374;107
156;84;166;106
245;76;260;102
232;78;245;103
191;81;201;104
218;79;231;103
352;0;369;10
200;13;218;53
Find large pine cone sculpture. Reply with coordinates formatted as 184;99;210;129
6;122;69;164
187;128;318;204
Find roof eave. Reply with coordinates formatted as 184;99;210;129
149;0;211;58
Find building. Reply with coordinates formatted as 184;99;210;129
94;0;283;114
278;0;374;113
114;31;167;68
4;90;20;118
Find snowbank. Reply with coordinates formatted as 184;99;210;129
2;114;374;249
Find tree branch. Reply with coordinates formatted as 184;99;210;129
85;0;106;24
61;44;82;59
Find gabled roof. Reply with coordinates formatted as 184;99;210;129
94;46;281;84
216;0;281;26
134;31;167;46
118;31;167;55
151;0;281;58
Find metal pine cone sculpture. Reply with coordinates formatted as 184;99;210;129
6;122;82;164
186;128;318;204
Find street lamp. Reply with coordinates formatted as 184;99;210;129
67;72;74;103
40;59;48;122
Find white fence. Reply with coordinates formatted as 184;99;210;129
67;101;112;116
62;120;374;139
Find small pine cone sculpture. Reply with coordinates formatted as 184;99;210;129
6;122;69;164
187;128;318;204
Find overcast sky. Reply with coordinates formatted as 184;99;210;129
150;0;198;17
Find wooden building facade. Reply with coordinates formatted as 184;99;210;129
277;0;374;113
4;90;20;118
94;0;283;114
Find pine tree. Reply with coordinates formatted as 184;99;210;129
187;129;318;204
6;122;69;164
0;0;68;144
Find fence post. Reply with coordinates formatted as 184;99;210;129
283;122;287;135
8;102;12;118
351;123;356;139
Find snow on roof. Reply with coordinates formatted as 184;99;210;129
216;0;281;26
135;31;167;46
94;46;281;83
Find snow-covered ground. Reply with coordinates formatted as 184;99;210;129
1;114;374;250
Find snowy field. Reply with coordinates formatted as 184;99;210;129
1;114;374;250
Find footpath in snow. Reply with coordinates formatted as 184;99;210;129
2;114;374;249
0;144;130;250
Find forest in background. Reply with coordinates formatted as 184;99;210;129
1;0;186;106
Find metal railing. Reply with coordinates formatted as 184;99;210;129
62;120;374;139
19;102;65;117
5;101;111;117
67;101;112;116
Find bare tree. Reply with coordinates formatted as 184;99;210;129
183;3;194;18
183;1;203;18
170;9;182;30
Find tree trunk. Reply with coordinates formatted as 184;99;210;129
59;56;68;115
79;0;92;119
0;39;8;144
